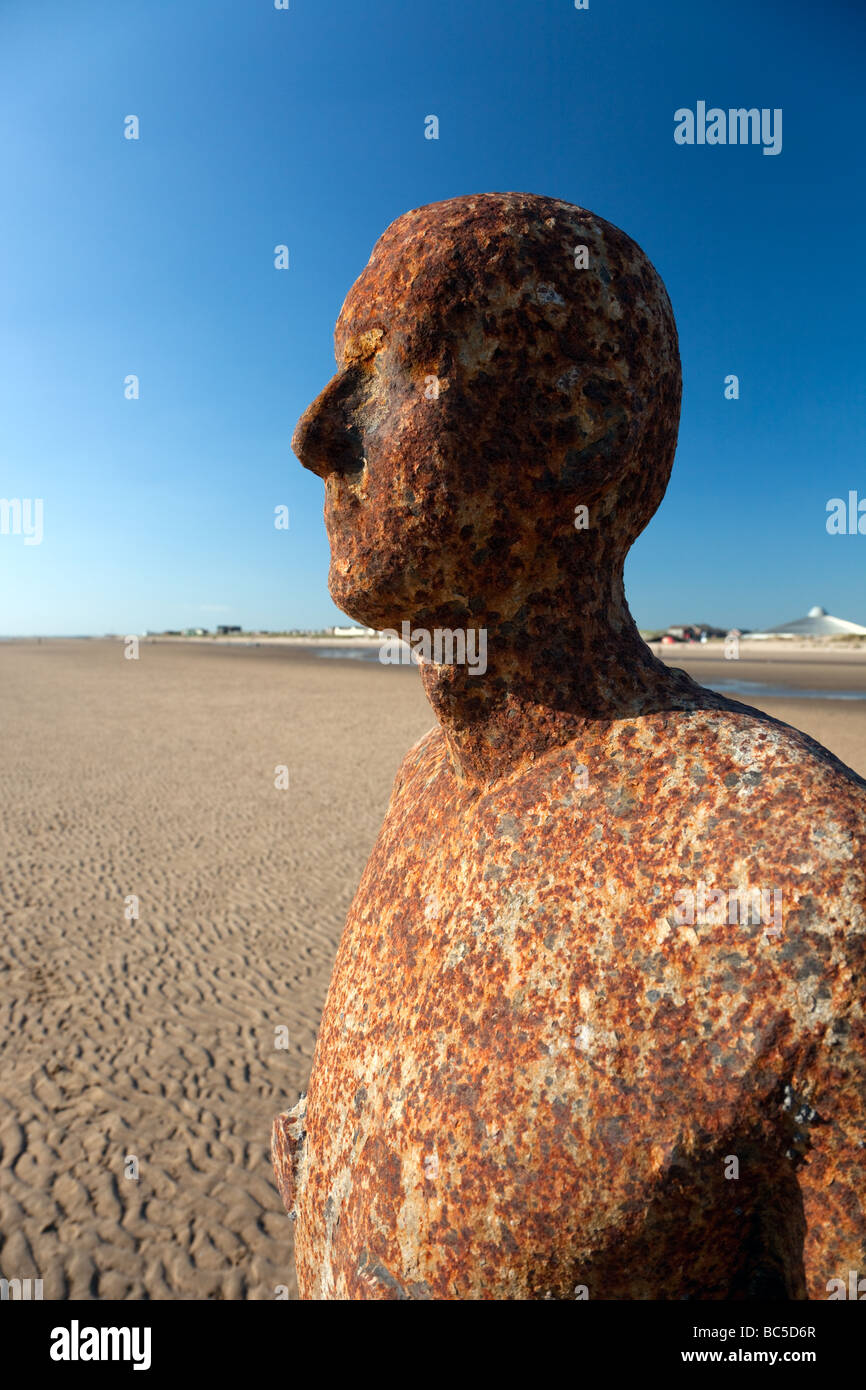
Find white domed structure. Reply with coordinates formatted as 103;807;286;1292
752;605;866;638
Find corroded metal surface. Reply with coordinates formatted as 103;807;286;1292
277;193;866;1299
272;1097;307;1221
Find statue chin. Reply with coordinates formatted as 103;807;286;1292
327;552;425;633
327;574;401;634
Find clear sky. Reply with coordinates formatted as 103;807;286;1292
1;0;863;635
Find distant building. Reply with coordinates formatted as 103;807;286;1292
665;623;731;642
749;605;866;639
330;625;377;637
216;625;242;635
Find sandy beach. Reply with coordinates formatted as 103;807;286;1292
1;636;865;1300
0;638;428;1300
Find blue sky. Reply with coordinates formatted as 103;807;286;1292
1;0;863;635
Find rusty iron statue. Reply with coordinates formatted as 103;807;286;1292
274;193;866;1300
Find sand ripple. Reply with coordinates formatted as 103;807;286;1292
0;639;430;1300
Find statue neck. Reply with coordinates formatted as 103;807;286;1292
416;573;677;788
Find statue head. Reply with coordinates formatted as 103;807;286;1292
292;192;681;634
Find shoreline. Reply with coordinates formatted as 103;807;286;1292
8;635;866;694
7;633;866;660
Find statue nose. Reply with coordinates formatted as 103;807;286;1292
292;371;366;480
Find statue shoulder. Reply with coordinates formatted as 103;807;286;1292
391;725;448;796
